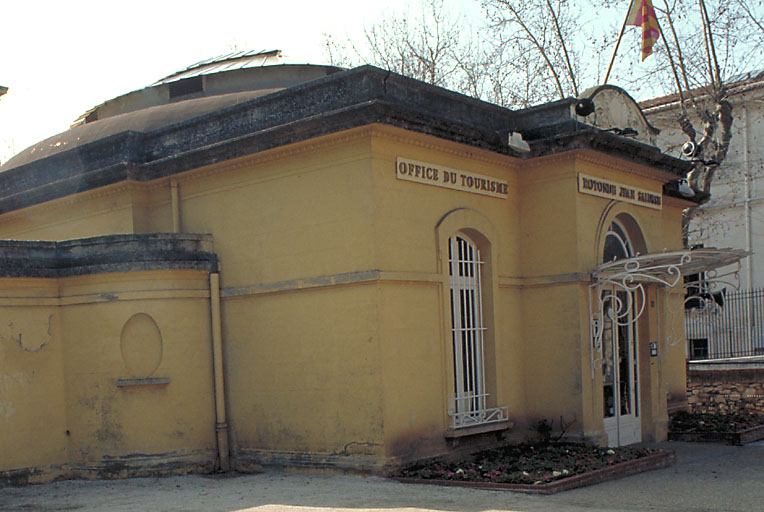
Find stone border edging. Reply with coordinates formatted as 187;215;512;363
390;450;675;495
669;424;764;445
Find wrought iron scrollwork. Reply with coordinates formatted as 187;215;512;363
665;261;742;348
589;254;684;378
589;248;748;378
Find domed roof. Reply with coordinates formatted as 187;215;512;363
1;50;343;171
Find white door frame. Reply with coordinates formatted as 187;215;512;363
602;289;641;446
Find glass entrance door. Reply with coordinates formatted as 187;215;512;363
602;290;641;446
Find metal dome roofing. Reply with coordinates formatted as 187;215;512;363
152;49;286;85
69;50;342;127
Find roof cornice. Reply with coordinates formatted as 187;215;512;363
0;66;693;214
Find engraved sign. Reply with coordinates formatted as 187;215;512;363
578;173;662;210
396;157;508;199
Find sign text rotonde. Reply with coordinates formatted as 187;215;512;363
578;173;662;210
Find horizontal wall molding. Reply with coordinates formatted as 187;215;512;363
501;272;591;288
116;377;171;387
222;269;594;298
0;289;209;307
60;289;210;306
223;270;385;298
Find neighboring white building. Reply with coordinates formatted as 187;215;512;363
643;72;764;291
643;72;764;359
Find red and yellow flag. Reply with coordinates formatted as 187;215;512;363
627;0;661;61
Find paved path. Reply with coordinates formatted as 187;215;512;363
1;441;763;511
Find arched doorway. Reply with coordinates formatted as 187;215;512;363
601;219;641;446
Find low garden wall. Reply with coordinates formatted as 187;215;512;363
686;359;764;414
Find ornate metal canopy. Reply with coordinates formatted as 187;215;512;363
589;247;749;378
593;248;749;283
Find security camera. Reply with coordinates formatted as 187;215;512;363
574;98;595;117
682;140;697;158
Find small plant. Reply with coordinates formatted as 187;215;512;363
530;415;576;444
532;419;553;444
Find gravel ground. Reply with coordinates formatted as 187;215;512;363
1;441;763;512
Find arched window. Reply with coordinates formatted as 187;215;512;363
603;220;634;262
447;233;506;428
436;209;508;430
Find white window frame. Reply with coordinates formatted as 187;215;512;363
447;234;507;429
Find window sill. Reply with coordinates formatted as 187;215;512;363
116;377;170;387
445;420;513;439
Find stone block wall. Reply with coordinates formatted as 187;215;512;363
686;365;764;414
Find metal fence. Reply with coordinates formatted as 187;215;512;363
685;287;764;360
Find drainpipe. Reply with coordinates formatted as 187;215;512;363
743;106;754;353
209;271;231;471
743;106;753;289
171;179;181;233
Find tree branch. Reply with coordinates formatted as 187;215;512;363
545;0;579;96
492;1;567;99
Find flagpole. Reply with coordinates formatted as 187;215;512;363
604;0;636;85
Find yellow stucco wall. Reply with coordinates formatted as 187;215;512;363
0;270;216;484
224;284;385;468
0;123;693;481
0;279;67;481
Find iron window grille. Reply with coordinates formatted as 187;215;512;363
447;234;507;428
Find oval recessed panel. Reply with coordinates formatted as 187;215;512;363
120;313;162;377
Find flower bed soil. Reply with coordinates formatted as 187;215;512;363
392;443;674;495
668;411;764;445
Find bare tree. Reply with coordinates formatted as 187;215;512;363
323;34;357;69
736;0;764;36
483;0;583;99
324;0;483;92
651;0;741;194
324;0;533;108
324;0;620;108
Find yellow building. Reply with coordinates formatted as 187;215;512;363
0;51;739;485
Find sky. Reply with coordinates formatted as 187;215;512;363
5;0;757;166
0;0;484;164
